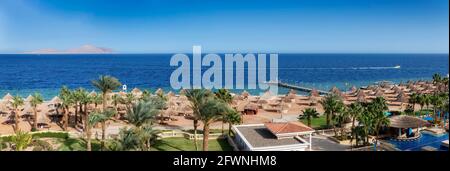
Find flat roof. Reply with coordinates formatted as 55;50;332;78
235;125;305;148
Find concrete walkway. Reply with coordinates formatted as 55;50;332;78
311;135;350;151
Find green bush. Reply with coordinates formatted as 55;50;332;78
31;139;53;151
32;132;69;139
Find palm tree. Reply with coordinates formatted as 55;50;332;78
11;96;24;132
77;89;92;133
346;102;364;147
417;94;427;116
141;89;151;101
368;97;389;141
92;94;103;111
111;94;124;117
91;75;122;149
72;88;83;126
184;89;213;151
122;100;161;151
432;73;442;85
125;101;160;127
198;98;230;151
334;109;349;140
86;109;115;151
408;93;419;112
430;94;444;124
320;93;345;128
223;110;242;135
30;93;43;131
298;108;319;127
10;130;32;151
214;89;233;134
125;92;136;109
59;90;74;131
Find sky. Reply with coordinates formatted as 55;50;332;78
0;0;448;53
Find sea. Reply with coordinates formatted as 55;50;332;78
0;53;448;100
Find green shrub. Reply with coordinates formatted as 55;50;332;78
31;139;53;151
32;132;69;139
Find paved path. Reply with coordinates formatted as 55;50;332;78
311;135;350;151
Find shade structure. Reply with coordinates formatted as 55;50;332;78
241;90;250;98
374;89;384;97
25;95;33;102
244;103;259;111
349;86;357;94
260;90;272;100
155;88;164;96
2;93;14;101
51;96;62;104
396;92;409;103
88;90;97;97
131;88;142;95
356;90;367;103
330;86;341;95
310;88;320;97
389;115;429;128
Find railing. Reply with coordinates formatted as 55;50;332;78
158;130;226;140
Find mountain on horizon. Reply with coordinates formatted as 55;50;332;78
24;45;114;54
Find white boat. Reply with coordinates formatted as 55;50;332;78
394;65;401;69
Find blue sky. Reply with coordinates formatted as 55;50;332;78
0;0;448;53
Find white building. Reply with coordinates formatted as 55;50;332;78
232;122;315;151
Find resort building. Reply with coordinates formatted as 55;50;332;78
232;122;315;151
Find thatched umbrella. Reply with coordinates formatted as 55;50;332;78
241;90;250;99
389;115;429;128
244;103;259;115
25;95;33;102
260;90;272;100
155;88;164;97
310;89;320;97
286;89;297;101
118;91;127;97
89;90;97;97
330;86;341;95
374;89;385;97
132;88;142;96
356;90;367;103
349;86;357;94
51;96;62;104
2;93;13;102
167;91;175;98
396;92;408;103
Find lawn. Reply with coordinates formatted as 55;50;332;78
152;137;232;151
299;115;328;129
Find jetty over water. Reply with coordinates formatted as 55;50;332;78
266;81;330;95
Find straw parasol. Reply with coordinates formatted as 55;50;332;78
51;96;62;104
132;88;142;96
349;86;357;94
155;88;164;96
310;89;320;97
396;92;408;103
89;90;97;97
25;95;33;102
374;89;385;97
356;90;367;103
260;90;273;100
2;93;14;102
389;115;429;128
241;90;250;98
330;86;341;95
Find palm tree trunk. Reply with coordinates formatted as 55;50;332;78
33;108;38;130
350;117;356;147
193;119;199;151
228;123;232;135
14;109;19;132
101;122;106;147
74;104;78;126
203;123;210;151
307;116;312;127
63;107;69;131
101;93;107;150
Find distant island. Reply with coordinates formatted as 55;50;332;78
24;45;114;54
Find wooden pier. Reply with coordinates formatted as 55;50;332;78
266;81;330;95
